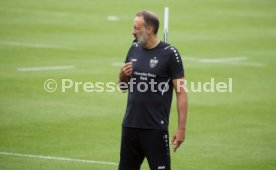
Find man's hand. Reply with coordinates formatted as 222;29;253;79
171;129;186;152
119;62;133;82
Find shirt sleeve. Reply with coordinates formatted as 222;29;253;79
168;47;185;79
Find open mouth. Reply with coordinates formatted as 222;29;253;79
133;34;137;42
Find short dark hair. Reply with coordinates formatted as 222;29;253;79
136;10;159;34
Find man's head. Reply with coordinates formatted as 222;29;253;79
132;10;159;45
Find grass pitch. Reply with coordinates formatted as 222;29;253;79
0;0;275;169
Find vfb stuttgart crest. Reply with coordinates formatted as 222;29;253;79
150;57;159;68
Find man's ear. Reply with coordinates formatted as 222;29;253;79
147;26;154;34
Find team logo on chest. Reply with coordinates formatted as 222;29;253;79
149;57;159;68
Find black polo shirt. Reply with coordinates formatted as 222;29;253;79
122;41;184;130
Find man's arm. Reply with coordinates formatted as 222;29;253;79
171;78;188;152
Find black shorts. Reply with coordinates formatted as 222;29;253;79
119;127;171;170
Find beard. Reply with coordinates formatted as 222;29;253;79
136;31;148;45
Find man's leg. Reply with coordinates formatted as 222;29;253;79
119;127;145;170
139;129;171;170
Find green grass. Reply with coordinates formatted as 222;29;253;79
0;0;275;169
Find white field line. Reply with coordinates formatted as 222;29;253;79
17;66;75;72
184;56;265;67
212;61;264;67
0;41;74;50
184;56;248;63
112;62;123;66
199;56;248;63
107;16;120;21
0;151;117;166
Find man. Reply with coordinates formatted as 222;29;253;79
118;10;188;170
